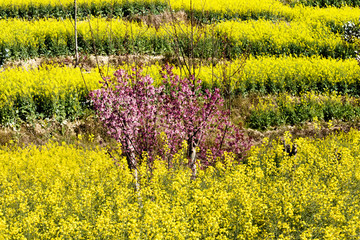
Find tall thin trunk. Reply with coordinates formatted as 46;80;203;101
128;143;143;208
129;151;140;192
188;139;197;180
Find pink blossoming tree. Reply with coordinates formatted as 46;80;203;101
89;65;251;179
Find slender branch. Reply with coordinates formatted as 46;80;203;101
87;16;104;79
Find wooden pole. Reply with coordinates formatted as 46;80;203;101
74;0;79;66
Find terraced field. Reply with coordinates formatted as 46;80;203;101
2;0;360;238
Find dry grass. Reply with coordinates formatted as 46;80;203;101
0;116;117;149
2;55;167;71
127;10;188;30
2;106;360;151
278;0;301;5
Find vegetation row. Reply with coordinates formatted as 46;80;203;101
248;91;360;129
0;17;357;66
3;0;360;28
0;0;167;20
1;56;360;127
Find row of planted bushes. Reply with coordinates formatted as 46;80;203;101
4;88;358;130
0;18;356;64
0;0;294;22
209;56;360;96
216;19;356;59
0;64;101;125
1;129;360;238
3;0;360;30
248;91;360;129
177;0;360;30
0;0;168;19
1;56;360;125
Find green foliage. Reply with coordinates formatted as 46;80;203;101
247;92;360;129
0;17;357;63
0;1;168;20
0;90;89;126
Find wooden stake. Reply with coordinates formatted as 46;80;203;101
74;0;79;66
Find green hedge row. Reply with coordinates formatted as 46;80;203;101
0;1;168;20
0;91;90;126
1;28;356;65
247;95;360;130
208;76;360;98
226;39;356;60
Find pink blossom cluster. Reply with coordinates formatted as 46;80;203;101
89;65;251;169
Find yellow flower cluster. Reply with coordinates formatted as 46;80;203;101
0;17;167;49
170;0;294;19
0;64;104;108
246;129;360;238
251;96;278;112
300;5;360;27
1;129;360;238
253;91;347;112
216;19;347;56
169;0;360;30
139;55;360;94
247;90;359;129
185;0;360;25
204;55;359;94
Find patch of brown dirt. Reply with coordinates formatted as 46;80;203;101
127;10;188;30
2;55;167;71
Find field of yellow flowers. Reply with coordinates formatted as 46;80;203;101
2;0;360;238
1;130;360;238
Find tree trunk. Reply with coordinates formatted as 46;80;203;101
188;139;197;180
129;151;140;193
127;142;142;208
